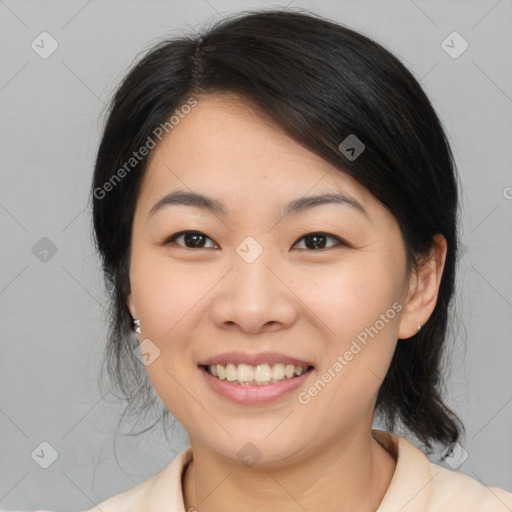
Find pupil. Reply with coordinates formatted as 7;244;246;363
307;234;325;249
186;232;204;248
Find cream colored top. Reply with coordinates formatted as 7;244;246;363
6;430;512;511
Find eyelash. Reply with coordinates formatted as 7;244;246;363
162;230;348;251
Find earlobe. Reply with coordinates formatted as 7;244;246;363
398;234;447;339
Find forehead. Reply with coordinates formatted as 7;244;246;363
138;93;375;214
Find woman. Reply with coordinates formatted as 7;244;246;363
59;8;512;512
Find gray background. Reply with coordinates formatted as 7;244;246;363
0;0;511;510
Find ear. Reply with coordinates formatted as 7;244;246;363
126;293;137;319
398;234;447;339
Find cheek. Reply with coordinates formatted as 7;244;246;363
129;249;213;339
128;251;223;409
297;259;403;340
294;265;402;426
128;251;204;419
297;258;404;397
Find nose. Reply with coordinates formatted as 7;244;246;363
211;254;299;334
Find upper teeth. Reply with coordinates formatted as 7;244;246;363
208;363;309;385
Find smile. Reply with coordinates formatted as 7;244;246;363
198;364;315;405
204;362;313;385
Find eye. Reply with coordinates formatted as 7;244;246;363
293;232;346;250
164;230;218;249
163;230;346;251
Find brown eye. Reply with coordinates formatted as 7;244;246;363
294;232;345;250
165;231;218;249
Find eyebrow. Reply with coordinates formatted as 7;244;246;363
148;190;368;219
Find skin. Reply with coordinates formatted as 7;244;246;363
126;92;447;512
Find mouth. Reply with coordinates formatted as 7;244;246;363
199;362;315;386
197;352;316;404
198;362;315;405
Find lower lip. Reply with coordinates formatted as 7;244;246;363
199;366;314;405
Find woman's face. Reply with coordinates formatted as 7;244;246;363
127;93;414;465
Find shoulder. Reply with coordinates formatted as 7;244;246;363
427;461;512;511
83;446;192;512
373;429;512;512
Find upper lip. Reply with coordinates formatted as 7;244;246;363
198;352;315;368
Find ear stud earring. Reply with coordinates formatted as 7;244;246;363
417;323;422;332
133;319;141;334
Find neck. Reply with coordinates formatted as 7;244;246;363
182;428;396;512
